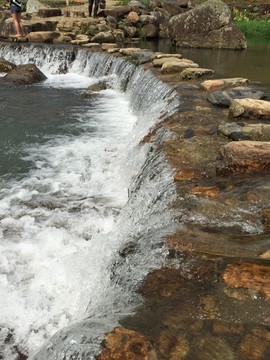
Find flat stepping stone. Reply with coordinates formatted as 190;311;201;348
208;87;265;107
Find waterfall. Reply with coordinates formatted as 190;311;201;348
0;43;180;359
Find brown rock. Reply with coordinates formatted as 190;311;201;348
174;170;202;181
238;327;270;360
191;335;235;360
212;321;244;336
223;262;270;299
229;98;270;120
27;31;60;43
138;268;185;298
157;332;189;360
218;141;270;174
0;58;16;72
97;326;156;360
191;186;220;197
161;60;199;73
260;208;270;233
127;11;139;24
200;78;249;91
3;63;47;84
181;67;214;80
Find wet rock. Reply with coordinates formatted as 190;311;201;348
229;98;270;119
169;0;247;49
238;327;270;360
260;208;270;233
96;326;157;360
218;123;270;141
0;58;16;72
138;268;185;298
223;262;270;299
88;80;108;91
212;321;244;336
199;294;219;319
156;332;189;359
208;88;265;107
190;335;236;360
3;63;47;84
201;78;249;91
218;141;270;174
181;67;214;80
191;186;220;198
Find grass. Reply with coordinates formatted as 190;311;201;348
236;19;270;38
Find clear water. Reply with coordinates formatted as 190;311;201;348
0;44;179;359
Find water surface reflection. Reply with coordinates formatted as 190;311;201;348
140;38;270;86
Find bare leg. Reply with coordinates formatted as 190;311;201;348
12;13;24;37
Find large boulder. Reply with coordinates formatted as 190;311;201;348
26;0;49;14
3;64;47;84
169;0;247;49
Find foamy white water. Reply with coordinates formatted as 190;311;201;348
0;44;179;359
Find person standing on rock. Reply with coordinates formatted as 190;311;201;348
10;0;25;38
88;0;99;17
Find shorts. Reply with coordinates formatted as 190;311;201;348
10;4;22;13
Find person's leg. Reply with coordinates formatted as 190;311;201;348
17;12;24;36
88;0;94;16
12;13;22;36
93;0;99;17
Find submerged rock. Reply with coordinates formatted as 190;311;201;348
223;262;270;299
96;326;157;360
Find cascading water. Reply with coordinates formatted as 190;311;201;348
0;43;180;359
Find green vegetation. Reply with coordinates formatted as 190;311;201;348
233;7;270;38
236;19;270;38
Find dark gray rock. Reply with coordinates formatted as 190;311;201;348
3;63;47;84
131;50;155;64
37;8;62;18
208;88;265;107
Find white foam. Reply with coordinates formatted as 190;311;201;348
0;75;139;356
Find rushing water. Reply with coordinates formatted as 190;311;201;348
0;43;180;359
